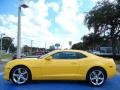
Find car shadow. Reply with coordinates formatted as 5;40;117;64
29;80;87;85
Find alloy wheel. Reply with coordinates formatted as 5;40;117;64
89;70;105;86
12;67;29;84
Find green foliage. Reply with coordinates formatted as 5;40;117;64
83;33;104;49
55;43;60;49
1;37;16;53
72;33;107;50
84;0;120;56
10;44;16;53
49;45;55;51
23;45;29;52
72;42;86;50
1;54;12;59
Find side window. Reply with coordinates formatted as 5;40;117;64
76;52;86;59
64;52;76;59
52;52;63;59
64;52;86;59
52;52;86;59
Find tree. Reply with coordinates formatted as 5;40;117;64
55;43;60;49
10;44;16;53
72;33;104;50
49;45;55;51
1;37;16;53
84;0;120;57
72;42;85;50
23;45;30;53
82;33;104;50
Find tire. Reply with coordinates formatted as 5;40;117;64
86;68;106;86
10;66;31;85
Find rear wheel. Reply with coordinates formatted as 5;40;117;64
10;66;31;85
87;68;106;86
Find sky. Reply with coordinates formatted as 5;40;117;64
0;0;114;49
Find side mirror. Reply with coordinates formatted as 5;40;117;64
45;56;52;61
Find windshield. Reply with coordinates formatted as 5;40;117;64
39;53;50;59
39;51;55;59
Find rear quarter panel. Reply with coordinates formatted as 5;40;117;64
79;57;116;80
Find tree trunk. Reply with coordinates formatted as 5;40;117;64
111;27;116;59
111;36;116;58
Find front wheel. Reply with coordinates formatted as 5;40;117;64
87;68;106;86
10;66;31;85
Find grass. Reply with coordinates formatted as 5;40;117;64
0;54;12;59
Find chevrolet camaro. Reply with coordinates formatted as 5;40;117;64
4;50;116;86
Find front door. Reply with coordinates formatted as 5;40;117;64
40;51;86;79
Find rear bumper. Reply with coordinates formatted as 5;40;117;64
106;64;117;78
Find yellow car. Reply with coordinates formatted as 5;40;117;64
4;50;116;86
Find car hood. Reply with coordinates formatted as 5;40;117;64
5;58;43;68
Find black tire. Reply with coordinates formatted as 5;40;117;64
10;66;31;85
86;67;107;86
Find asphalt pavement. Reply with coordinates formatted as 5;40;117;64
0;73;120;90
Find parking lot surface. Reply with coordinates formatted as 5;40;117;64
0;74;120;90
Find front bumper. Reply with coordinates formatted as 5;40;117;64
4;68;11;80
